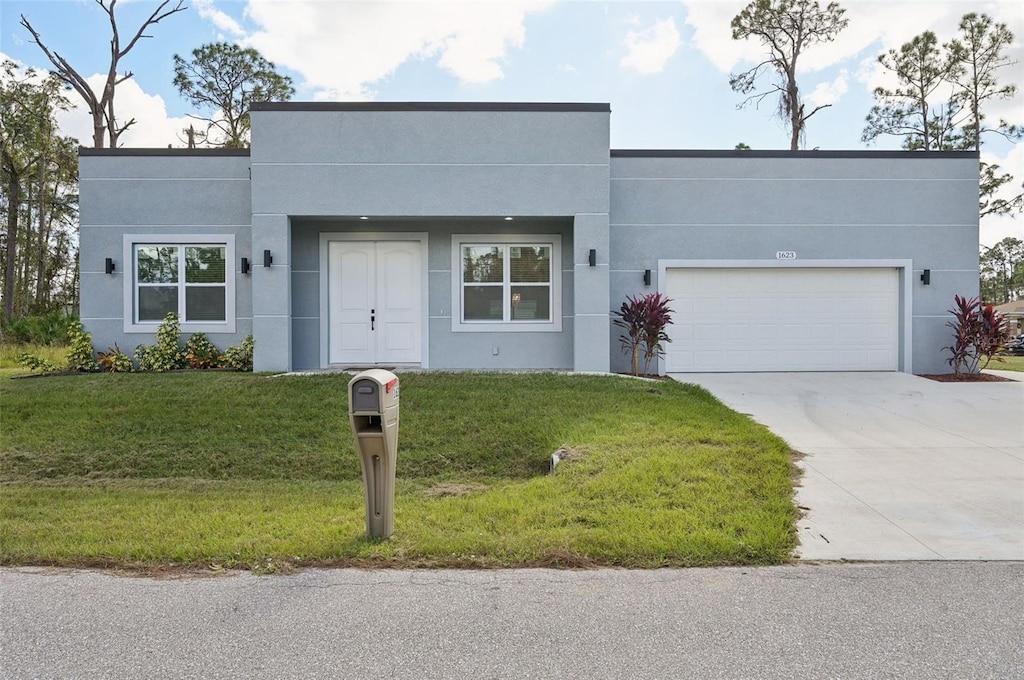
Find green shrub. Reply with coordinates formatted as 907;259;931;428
97;345;134;373
16;319;98;373
223;335;254;372
2;312;76;345
65;320;100;372
17;352;61;373
135;313;185;372
183;333;224;369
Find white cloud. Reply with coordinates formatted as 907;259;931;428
980;142;1024;247
681;1;747;73
620;16;681;75
805;71;848;109
684;0;1024;77
194;0;245;37
56;75;196;148
240;0;550;99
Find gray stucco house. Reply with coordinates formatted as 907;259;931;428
79;102;978;375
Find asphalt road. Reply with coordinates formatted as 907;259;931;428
2;562;1022;679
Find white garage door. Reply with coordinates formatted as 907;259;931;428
664;268;899;372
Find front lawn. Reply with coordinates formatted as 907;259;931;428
0;343;67;379
990;355;1024;372
0;372;798;570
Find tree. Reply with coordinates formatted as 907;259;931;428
862;31;960;151
947;13;1020;152
729;0;849;151
980;237;1024;305
1;60;78;322
173;43;295;148
863;14;1023;225
19;0;186;148
979;163;1024;219
947;14;1023;220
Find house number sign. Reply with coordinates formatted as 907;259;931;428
776;251;797;260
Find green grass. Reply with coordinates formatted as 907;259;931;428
0;343;68;379
0;372;798;570
990;355;1024;372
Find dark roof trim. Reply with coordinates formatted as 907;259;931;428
611;149;979;159
79;148;250;157
250;102;611;113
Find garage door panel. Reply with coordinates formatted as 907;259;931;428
665;268;899;372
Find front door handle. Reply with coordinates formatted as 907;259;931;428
371;309;375;331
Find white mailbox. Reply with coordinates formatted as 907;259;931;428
348;369;400;538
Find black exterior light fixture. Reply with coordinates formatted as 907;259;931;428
241;257;250;274
588;249;596;267
105;257;115;275
263;249;273;267
920;269;931;285
643;269;652;286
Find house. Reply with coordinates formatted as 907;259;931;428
994;300;1024;337
78;102;979;375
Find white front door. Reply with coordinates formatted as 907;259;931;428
328;241;421;365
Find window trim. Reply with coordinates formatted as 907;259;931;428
123;234;236;334
451;234;562;333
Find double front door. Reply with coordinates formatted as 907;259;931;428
328;241;421;365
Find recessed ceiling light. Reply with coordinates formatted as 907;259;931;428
359;216;369;220
504;216;514;221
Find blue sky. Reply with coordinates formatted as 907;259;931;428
2;0;1022;244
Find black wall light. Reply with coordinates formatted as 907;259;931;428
263;249;273;267
105;257;115;275
920;269;931;285
241;257;250;274
643;269;652;286
588;249;596;267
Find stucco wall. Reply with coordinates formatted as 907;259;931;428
78;150;252;357
608;151;979;375
289;218;575;371
248;104;611;372
76;123;978;378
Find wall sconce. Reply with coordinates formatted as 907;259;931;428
643;269;652;286
263;249;273;267
588;249;596;267
920;269;930;285
241;257;250;274
105;257;115;275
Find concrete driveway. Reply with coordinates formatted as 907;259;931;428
674;372;1024;561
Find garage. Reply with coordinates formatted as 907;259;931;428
664;267;900;372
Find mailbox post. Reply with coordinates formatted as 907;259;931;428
348;369;400;538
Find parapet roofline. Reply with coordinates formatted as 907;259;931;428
612;149;979;159
250;102;611;113
79;148;250;156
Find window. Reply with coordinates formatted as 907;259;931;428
124;235;235;333
452;235;561;333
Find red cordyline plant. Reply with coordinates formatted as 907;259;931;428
944;295;1010;377
612;293;674;376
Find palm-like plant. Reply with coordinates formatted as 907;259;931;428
612;293;674;376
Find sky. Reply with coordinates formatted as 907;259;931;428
2;0;1022;246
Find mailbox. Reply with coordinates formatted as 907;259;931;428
348;369;400;538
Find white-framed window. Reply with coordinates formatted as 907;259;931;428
451;234;562;333
123;234;236;333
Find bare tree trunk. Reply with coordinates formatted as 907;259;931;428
3;171;18;322
35;158;50;309
20;0;187;148
17;180;32;317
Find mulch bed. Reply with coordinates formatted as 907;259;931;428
918;373;1015;382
